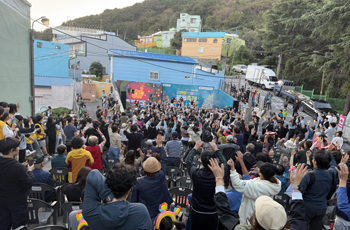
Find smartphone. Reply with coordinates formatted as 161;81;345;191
203;142;210;151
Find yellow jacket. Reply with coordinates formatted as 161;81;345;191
65;148;94;182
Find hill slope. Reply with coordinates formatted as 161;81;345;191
65;0;277;45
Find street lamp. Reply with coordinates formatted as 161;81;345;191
313;51;327;96
30;16;49;116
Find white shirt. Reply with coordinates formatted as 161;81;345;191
332;137;344;148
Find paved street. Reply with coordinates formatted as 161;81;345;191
226;75;314;123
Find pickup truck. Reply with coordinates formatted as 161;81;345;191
273;80;310;103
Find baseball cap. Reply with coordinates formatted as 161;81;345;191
255;196;287;230
34;156;44;165
145;139;153;146
172;131;179;138
223;130;232;136
226;135;234;142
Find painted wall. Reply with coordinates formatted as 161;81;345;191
115;81;234;109
57;34;136;79
92;81;112;98
0;0;32;115
161;31;176;48
35;85;74;113
182;37;224;60
111;57;222;89
34;40;69;77
117;80;163;107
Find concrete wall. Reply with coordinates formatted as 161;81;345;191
35;85;74;112
111;57;222;89
161;31;175;48
0;0;32;115
92;81;112;98
34;40;70;77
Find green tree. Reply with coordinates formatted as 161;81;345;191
300;0;350;114
89;62;103;78
205;15;219;30
170;29;187;50
34;28;52;41
262;0;326;89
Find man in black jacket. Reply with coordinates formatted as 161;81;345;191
293;99;300;116
0;137;35;229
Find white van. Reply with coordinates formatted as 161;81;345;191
245;65;278;89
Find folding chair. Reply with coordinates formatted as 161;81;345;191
27;198;57;226
49;168;69;186
165;167;183;188
32;225;68;230
29;183;58;202
61;202;83;226
168;187;192;209
104;157;120;173
174;176;193;190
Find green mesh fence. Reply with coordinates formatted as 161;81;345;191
312;95;327;101
295;86;303;93
302;90;314;98
327;98;346;113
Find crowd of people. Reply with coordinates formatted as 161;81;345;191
0;92;349;230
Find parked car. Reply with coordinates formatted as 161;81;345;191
300;99;338;120
232;65;247;74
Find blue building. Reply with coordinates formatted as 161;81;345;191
108;49;224;89
34;40;69;77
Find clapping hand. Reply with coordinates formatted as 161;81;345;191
336;163;349;187
341;154;349;164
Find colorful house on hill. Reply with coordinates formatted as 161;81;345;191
181;32;225;60
108;49;232;108
177;13;201;32
161;30;176;48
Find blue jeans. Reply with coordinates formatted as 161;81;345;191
252;98;255;107
107;116;112;123
108;147;120;159
26;144;34;151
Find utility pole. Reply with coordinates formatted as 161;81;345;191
124;31;127;40
73;50;77;109
276;52;282;79
320;52;327;96
99;19;102;31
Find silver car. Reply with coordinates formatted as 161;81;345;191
232;65;247;74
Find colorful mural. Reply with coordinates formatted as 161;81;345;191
117;80;163;106
162;83;215;108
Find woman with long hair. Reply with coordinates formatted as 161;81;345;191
0;106;17;141
64;167;92;202
287;117;297;140
187;125;202;143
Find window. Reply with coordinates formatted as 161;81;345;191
199;38;207;42
190;18;197;23
197;47;204;53
190;29;195;32
76;61;80;70
184;38;197;42
182;19;185;22
55;45;61;49
182;14;186;16
165;36;167;39
213;39;218;43
70;64;75;69
226;38;232;45
37;42;42;48
103;67;106;73
149;71;159;80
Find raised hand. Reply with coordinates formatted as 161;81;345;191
227;158;235;171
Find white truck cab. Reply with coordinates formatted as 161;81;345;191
245;65;278;89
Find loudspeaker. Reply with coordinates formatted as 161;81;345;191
233;100;239;111
121;91;127;109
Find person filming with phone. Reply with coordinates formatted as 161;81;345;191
0;137;35;229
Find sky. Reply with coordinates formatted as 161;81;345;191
29;0;145;30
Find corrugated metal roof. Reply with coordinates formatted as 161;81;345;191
35;75;74;87
108;49;198;64
181;32;226;38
